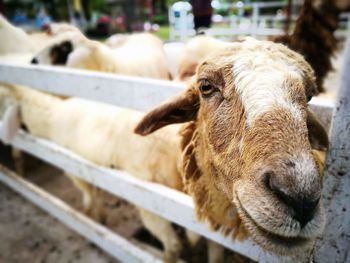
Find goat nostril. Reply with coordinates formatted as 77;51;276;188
262;170;275;190
292;198;320;227
304;198;320;212
31;58;38;64
277;191;319;227
267;174;320;227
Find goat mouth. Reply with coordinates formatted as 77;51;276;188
234;194;314;255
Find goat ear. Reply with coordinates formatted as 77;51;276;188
307;109;329;151
135;86;199;136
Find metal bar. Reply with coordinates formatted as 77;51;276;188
0;63;184;112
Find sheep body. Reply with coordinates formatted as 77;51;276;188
34;32;171;80
4;84;189;261
48;22;82;36
0;53;34;64
15;86;183;189
163;42;185;80
177;35;229;80
0;15;36;54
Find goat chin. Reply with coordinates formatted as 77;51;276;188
233;181;325;256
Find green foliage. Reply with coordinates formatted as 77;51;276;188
167;0;188;6
88;0;107;13
152;14;168;25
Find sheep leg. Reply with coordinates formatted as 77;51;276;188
11;148;24;176
208;240;225;263
185;229;201;247
65;174;107;224
65;174;94;213
186;230;224;263
91;186;108;224
138;208;182;263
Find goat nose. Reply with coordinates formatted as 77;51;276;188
31;58;38;64
291;198;320;227
266;172;320;228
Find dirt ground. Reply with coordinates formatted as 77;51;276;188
0;183;119;263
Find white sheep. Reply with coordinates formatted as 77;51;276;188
47;22;82;36
163;42;185;80
0;15;36;54
0;15;53;54
29;30;174;218
32;31;171;80
0;16;50;175
1;84;187;262
2;28;171;176
177;35;229;81
20;30;172;226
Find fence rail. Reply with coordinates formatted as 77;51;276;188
0;164;163;263
0;62;345;263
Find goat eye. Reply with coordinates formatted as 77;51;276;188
199;82;215;96
307;96;312;102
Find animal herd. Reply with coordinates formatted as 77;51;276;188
0;0;350;262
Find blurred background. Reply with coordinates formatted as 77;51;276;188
3;0;347;42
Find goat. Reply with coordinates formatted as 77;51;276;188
135;38;329;258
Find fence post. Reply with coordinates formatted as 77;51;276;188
251;3;259;37
348;13;350;34
168;7;175;41
179;7;188;42
313;28;350;262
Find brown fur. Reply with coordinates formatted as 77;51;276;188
135;39;328;256
272;0;341;94
180;120;248;239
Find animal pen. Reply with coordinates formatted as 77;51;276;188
0;35;349;263
169;1;350;41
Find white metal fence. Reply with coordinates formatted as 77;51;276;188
169;1;350;41
0;53;348;262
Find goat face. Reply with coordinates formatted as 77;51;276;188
135;39;328;255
